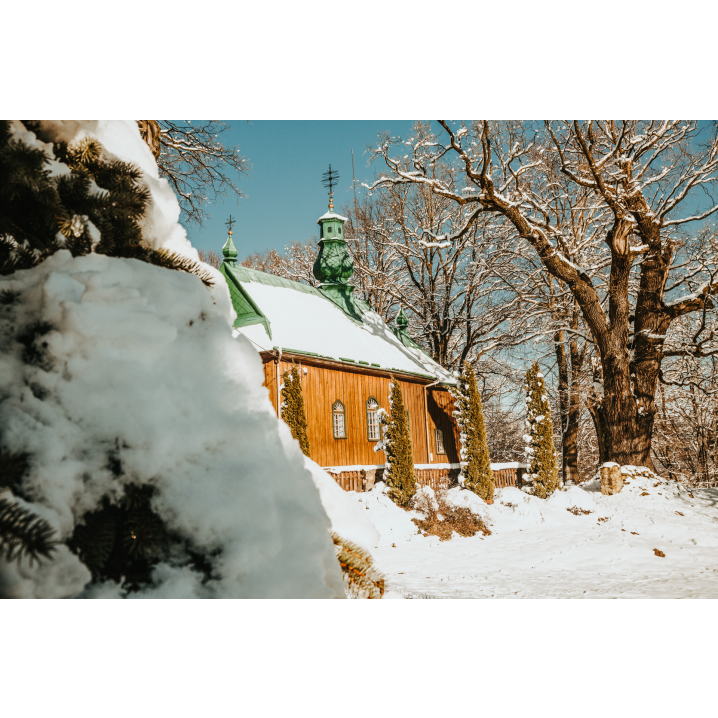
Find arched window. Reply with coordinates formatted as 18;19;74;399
435;428;445;455
366;397;380;440
332;400;346;439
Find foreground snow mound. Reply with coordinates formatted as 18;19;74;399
0;119;344;599
0;252;344;598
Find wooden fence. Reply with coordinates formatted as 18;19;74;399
327;465;524;493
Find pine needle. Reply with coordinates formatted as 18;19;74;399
0;493;56;565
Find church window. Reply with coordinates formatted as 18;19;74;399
366;397;380;440
435;428;445;455
333;400;346;439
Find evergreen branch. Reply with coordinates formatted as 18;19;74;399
0;493;56;565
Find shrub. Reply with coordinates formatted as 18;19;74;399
522;361;560;498
281;363;311;457
450;362;494;502
381;378;416;507
410;489;491;541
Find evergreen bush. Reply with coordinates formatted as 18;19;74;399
380;378;416;507
450;362;494;502
0;121;212;286
523;361;560;498
281;364;311;457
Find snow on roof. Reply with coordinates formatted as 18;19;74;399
317;211;349;223
233;270;454;383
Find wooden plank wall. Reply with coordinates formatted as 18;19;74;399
264;357;438;468
426;389;461;464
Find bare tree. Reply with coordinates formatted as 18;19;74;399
343;166;523;371
197;248;222;269
154;121;249;226
366;121;718;470
240;239;318;285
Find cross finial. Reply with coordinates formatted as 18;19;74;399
322;164;340;212
225;215;236;234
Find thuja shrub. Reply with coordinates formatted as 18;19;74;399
523;361;560;498
381;378;416;507
450;362;494;502
281;363;311;457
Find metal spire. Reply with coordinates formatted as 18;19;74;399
322;164;340;212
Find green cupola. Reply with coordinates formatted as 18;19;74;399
313;211;353;283
312;167;364;322
392;304;422;350
396;305;409;330
222;230;238;266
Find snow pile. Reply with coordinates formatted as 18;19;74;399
303;457;379;552
0;121;344;598
352;483;427;547
348;477;718;598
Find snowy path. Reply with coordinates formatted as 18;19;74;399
352;478;718;599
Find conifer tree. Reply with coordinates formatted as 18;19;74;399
281;363;311;457
0;121;213;286
523;361;560;498
380;378;416;507
450;362;494;502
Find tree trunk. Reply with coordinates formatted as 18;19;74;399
553;294;585;484
564;332;584;483
589;350;656;470
555;330;582;484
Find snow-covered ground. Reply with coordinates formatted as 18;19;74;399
349;475;718;598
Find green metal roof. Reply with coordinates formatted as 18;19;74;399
220;263;272;337
225;264;327;298
221;261;440;371
224;262;369;325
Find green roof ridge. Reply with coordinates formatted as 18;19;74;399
220;263;272;338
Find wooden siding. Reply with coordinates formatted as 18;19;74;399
261;355;448;467
294;359;425;467
426;388;461;464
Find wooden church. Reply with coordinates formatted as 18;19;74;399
218;199;523;492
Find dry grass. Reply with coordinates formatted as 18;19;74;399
410;490;491;541
566;506;593;516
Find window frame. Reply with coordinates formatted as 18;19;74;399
332;400;347;440
435;427;446;455
366;397;380;441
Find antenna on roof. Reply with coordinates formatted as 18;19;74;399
322;164;340;212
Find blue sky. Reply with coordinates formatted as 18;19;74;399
186;120;417;259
